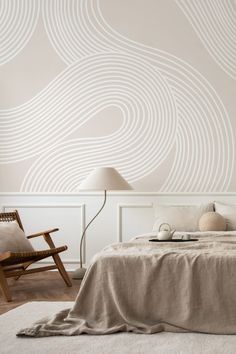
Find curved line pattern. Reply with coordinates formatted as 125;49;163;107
21;0;232;192
0;0;234;192
0;0;40;65
20;53;177;191
41;0;112;64
176;0;236;80
0;53;177;169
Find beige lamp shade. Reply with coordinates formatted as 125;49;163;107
78;167;132;191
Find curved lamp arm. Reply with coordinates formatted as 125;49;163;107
79;190;107;268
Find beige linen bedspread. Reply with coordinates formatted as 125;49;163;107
17;234;236;337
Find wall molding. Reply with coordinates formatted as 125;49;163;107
117;203;153;242
2;194;236;270
30;258;80;272
2;192;236;197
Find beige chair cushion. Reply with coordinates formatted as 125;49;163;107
199;212;226;231
0;221;34;253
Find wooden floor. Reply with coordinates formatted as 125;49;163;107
0;271;81;315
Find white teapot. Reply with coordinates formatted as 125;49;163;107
157;223;175;240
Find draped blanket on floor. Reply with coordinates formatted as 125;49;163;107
17;233;236;337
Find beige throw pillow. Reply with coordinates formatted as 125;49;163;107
0;221;34;253
153;203;214;232
199;212;226;231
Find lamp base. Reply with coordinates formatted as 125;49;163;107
72;267;87;279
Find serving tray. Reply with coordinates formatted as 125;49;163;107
149;238;198;242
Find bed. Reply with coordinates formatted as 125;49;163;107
17;231;236;337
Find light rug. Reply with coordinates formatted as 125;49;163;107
0;302;236;354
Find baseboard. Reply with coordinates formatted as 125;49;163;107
30;259;80;272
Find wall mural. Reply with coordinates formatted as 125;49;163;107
0;0;235;192
176;0;236;80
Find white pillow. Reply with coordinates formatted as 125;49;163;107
153;203;214;232
0;221;34;253
214;202;236;230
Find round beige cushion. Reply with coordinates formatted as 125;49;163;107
199;212;226;231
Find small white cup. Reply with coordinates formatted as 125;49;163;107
182;234;191;240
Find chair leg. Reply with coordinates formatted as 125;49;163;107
52;254;72;287
43;233;72;287
0;266;12;302
15;263;31;281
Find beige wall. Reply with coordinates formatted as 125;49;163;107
0;0;235;192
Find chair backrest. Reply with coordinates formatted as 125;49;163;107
0;210;24;231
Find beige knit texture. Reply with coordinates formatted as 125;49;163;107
199;212;226;231
18;234;236;337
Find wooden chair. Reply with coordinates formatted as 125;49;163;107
0;210;72;302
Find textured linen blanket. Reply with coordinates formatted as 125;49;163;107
17;233;236;337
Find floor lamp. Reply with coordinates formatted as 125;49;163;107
73;167;132;279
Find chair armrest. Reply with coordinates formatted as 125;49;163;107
0;251;12;262
27;228;59;239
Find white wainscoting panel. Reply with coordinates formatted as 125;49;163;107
117;203;154;242
1;193;236;270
